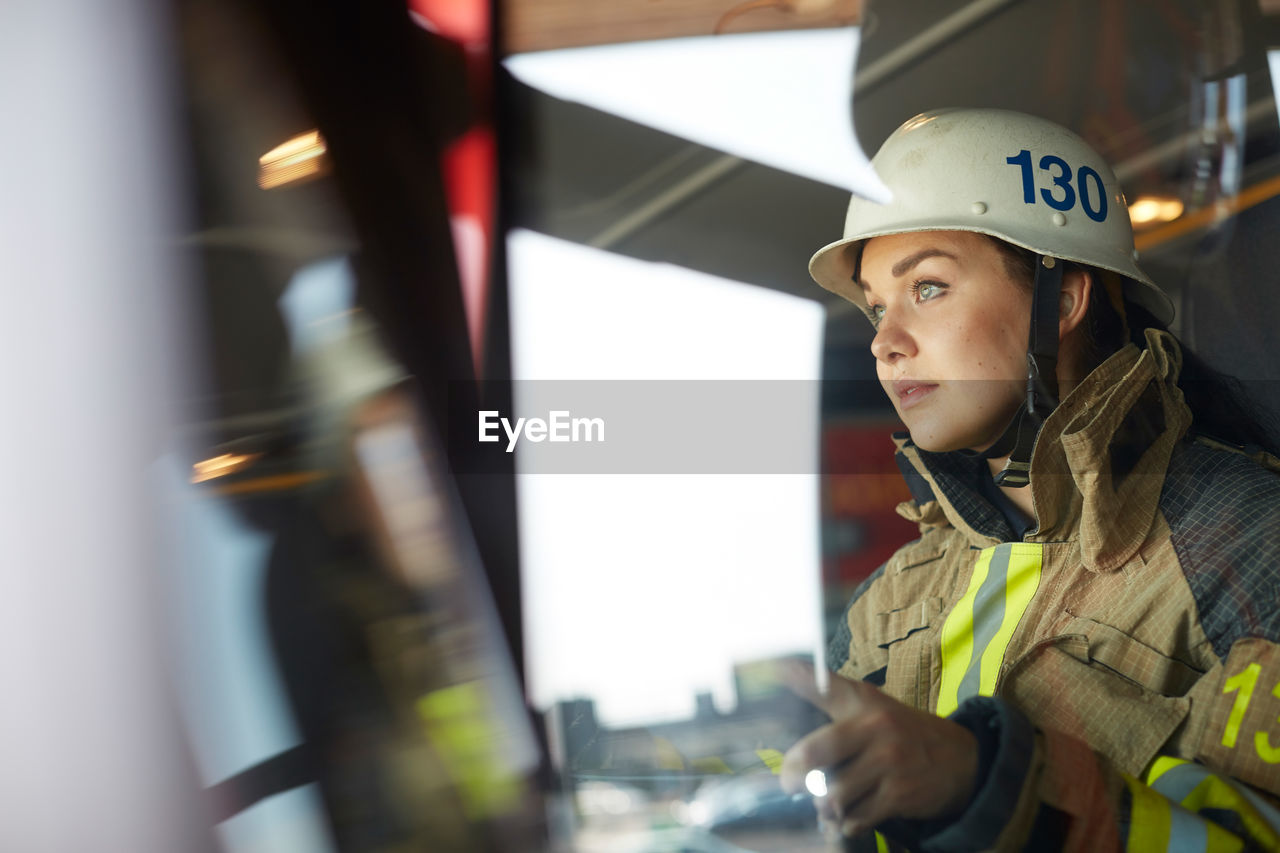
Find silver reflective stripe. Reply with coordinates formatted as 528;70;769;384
1151;764;1203;803
1153;761;1280;833
957;543;1012;704
1166;804;1209;853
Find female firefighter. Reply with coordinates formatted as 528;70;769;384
781;108;1280;851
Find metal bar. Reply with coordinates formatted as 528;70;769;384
1115;96;1274;183
855;0;1026;94
587;154;746;249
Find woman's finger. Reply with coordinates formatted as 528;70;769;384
823;750;882;821
842;711;979;834
779;713;875;794
774;659;827;711
835;777;913;840
778;663;878;720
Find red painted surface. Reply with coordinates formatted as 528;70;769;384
822;422;918;587
409;0;495;377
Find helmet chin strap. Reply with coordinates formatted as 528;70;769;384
982;255;1064;488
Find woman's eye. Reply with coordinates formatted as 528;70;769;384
867;305;885;325
912;280;946;301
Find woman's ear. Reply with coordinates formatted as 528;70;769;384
1059;268;1092;339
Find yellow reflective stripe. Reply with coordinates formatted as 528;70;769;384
937;547;995;717
754;748;783;775
1146;755;1190;786
652;736;686;771
416;681;522;819
1204;821;1247;853
977;544;1042;697
1147;757;1274;851
937;544;1042;717
874;830;890;853
1178;774;1279;850
690;756;733;775
1124;773;1173;853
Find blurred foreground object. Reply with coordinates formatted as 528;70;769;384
169;0;543;849
0;0;214;849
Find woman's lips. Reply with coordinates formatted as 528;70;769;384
893;380;938;411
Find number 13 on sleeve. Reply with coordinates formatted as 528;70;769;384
1221;662;1280;763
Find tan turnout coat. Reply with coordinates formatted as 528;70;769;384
829;331;1280;851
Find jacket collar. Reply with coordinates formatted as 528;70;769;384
894;329;1193;571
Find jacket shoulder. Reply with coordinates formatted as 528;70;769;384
1160;439;1280;658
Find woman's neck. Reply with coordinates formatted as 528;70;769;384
987;456;1036;522
980;349;1090;526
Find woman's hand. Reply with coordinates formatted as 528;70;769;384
778;663;980;840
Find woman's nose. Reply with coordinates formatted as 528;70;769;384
869;310;916;364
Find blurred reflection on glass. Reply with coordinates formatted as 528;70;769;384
168;1;540;851
507;231;830;851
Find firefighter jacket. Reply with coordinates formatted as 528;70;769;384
827;329;1280;852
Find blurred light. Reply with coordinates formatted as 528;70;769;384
576;781;636;817
191;452;261;484
1128;195;1184;226
504;29;888;200
409;0;488;47
686;799;712;827
278;256;356;355
258;130;328;190
804;769;827;798
210;471;329;496
1134;172;1280;252
1269;50;1280;141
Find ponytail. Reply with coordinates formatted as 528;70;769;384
987;235;1280;453
1124;302;1280;453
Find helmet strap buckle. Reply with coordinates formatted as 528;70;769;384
1027;351;1059;421
985;255;1065;489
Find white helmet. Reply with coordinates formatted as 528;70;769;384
808;107;1174;325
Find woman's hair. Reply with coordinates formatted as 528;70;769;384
987;237;1279;451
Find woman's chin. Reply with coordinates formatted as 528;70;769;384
901;397;1022;454
909;433;970;454
904;421;997;454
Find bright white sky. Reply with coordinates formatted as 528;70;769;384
504;27;887;200
508;230;826;727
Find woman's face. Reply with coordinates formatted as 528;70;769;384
860;231;1031;454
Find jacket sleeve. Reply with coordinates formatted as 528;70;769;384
885;640;1280;853
826;561;888;675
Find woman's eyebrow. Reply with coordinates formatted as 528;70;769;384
855;247;959;292
891;248;957;277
